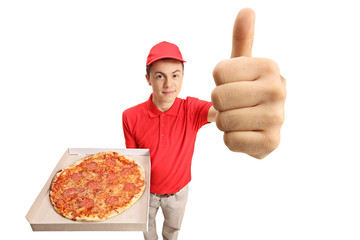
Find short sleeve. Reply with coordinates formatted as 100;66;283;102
122;111;138;148
186;97;213;131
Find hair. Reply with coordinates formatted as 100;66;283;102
146;58;184;78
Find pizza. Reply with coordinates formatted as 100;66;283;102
49;151;146;221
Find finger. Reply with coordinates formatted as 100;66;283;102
213;57;279;86
211;82;262;111
223;130;280;159
223;131;267;158
211;71;283;112
231;8;255;58
216;106;283;132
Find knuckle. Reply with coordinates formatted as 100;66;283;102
211;87;225;111
265;108;284;128
263;81;285;102
223;133;238;152
212;59;228;85
251;133;279;159
280;84;287;100
215;114;225;131
253;134;272;159
273;87;286;102
264;131;280;153
222;130;281;159
272;111;284;127
272;79;287;101
262;58;280;75
215;112;229;132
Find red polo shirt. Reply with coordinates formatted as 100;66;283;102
122;94;212;194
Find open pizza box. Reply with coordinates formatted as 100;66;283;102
26;148;151;231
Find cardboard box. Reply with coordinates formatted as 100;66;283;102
26;148;151;231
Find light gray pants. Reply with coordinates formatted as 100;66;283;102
143;185;189;240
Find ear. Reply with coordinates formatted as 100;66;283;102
145;73;151;86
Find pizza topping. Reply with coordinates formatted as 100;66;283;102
87;180;100;190
71;172;83;181
124;183;136;191
107;172;118;181
121;167;133;176
105;158;116;166
79;198;95;208
86;161;97;170
105;196;119;206
63;188;80;197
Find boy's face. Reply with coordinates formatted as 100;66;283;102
146;59;184;109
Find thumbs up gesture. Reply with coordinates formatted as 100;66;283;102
211;8;286;159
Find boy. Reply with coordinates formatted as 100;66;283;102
122;8;286;240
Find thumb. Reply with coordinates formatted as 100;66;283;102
231;8;255;58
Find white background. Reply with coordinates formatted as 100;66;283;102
1;0;360;239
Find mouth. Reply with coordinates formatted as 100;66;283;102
162;90;176;96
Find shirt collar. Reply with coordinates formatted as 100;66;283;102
147;94;180;118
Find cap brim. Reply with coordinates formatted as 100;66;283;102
147;56;186;66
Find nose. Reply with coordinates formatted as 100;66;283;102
164;78;172;88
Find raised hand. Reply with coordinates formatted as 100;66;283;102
211;8;286;159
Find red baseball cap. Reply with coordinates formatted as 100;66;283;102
146;41;186;66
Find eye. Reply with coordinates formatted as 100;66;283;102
156;74;164;79
173;74;179;78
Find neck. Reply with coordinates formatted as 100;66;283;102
152;95;175;112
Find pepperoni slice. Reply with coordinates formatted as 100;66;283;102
86;161;97;170
87;181;100;190
63;188;79;197
121;167;133;176
105;158;116;166
70;172;82;181
105;196;119;206
79;198;94;208
107;172;118;181
124;183;136;191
